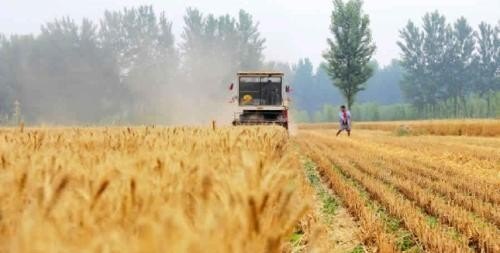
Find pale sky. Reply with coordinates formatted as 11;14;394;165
1;0;499;66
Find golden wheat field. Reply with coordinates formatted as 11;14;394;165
0;122;499;253
300;119;500;137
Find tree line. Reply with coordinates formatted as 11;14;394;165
398;11;499;118
294;6;499;123
0;4;498;124
289;59;402;117
0;6;265;124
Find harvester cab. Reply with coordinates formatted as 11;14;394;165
230;72;289;129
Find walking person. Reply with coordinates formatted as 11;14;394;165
336;105;351;136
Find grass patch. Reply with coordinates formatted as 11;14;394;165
289;229;305;253
290;230;304;246
303;159;340;219
423;213;462;243
350;245;365;253
319;191;339;216
425;215;439;229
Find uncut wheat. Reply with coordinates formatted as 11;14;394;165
0;126;309;253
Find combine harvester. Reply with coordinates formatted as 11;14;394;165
230;72;290;129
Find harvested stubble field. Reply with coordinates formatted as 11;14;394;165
300;119;500;137
298;124;500;253
0;122;499;253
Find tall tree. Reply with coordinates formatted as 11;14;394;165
180;8;205;77
398;11;454;115
30;17;123;123
422;12;452;107
180;8;238;101
323;0;376;109
237;10;265;70
313;63;343;109
474;22;500;116
0;34;12;117
398;21;425;111
277;60;342;114
497;21;500;87
0;6;269;124
358;60;403;105
291;59;315;112
99;6;178;120
0;35;38;122
180;8;265;98
447;17;475;116
263;61;294;81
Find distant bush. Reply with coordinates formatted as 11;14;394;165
298;91;499;123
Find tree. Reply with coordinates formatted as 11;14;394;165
263;61;294;81
0;34;12;117
323;0;376;109
180;8;205;77
291;59;315;112
447;17;475;116
180;8;265;98
398;11;454;115
398;12;499;118
0;34;40;123
398;21;426;112
474;22;500;116
180;8;239;102
358;60;403;105
277;60;342;114
99;6;178;121
0;6;268;124
30;17;123;123
421;12;452;108
313;63;343;109
237;10;265;70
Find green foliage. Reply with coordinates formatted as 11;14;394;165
289;60;343;114
289;230;304;247
446;17;476;116
319;191;339;216
385;216;402;232
323;0;376;109
358;60;403;104
0;6;266;124
237;10;266;70
181;8;265;97
289;59;404;115
398;13;443;110
350;245;364;253
1;6;496;124
303;159;340;220
291;59;315;111
496;92;500;117
425;215;439;229
303;91;499;122
397;232;417;251
398;12;499;117
99;6;178;123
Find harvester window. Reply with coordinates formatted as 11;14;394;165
239;76;282;106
